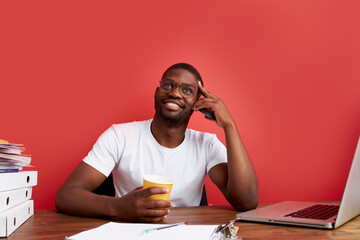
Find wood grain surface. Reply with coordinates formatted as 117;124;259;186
5;203;360;240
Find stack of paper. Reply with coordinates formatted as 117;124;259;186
0;140;32;173
67;222;219;240
0;139;37;237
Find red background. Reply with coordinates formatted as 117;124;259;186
1;0;360;209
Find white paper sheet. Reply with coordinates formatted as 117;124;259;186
67;222;218;240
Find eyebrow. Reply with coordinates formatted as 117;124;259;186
162;79;197;87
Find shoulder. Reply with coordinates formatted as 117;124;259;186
95;120;151;149
186;128;218;145
185;129;226;161
110;119;151;134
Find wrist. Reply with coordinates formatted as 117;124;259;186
222;120;237;132
106;196;123;219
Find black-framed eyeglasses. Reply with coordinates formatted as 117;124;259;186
159;79;197;99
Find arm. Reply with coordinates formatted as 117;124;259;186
193;81;258;211
55;161;172;222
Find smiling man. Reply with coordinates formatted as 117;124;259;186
55;63;258;223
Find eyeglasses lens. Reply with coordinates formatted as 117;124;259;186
159;79;196;98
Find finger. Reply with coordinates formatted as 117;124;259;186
147;199;173;209
141;199;173;211
143;205;171;216
142;187;169;197
197;81;211;98
192;98;217;111
140;215;167;223
130;210;168;223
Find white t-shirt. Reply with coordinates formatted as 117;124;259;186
83;119;227;206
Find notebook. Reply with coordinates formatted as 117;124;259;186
236;136;360;229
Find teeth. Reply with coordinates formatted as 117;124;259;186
167;102;179;107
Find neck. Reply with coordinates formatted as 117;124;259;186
151;115;189;148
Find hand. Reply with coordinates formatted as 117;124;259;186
113;187;173;223
193;81;234;128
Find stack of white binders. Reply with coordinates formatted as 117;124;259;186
0;140;37;237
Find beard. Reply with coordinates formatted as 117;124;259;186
155;99;193;127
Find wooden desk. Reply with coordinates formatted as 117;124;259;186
5;205;360;239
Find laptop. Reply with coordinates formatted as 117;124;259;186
236;136;360;229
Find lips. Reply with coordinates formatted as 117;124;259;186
162;99;184;111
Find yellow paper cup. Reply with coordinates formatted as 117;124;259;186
143;175;174;201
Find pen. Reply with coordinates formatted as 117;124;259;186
142;222;187;235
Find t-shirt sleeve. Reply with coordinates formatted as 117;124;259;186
83;125;123;177
206;135;227;173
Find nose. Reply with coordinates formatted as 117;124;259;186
168;85;182;98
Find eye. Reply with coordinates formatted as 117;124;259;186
161;81;173;90
181;85;195;95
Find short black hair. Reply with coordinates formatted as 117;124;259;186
161;63;204;86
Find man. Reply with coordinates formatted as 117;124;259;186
55;63;258;223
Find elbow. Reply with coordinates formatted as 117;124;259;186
228;190;258;211
55;187;68;213
54;191;63;212
232;198;258;212
241;198;258;211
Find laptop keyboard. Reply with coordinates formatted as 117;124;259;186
284;204;339;220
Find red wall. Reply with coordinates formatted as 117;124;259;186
1;0;360;209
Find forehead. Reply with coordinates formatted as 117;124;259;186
163;69;198;85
